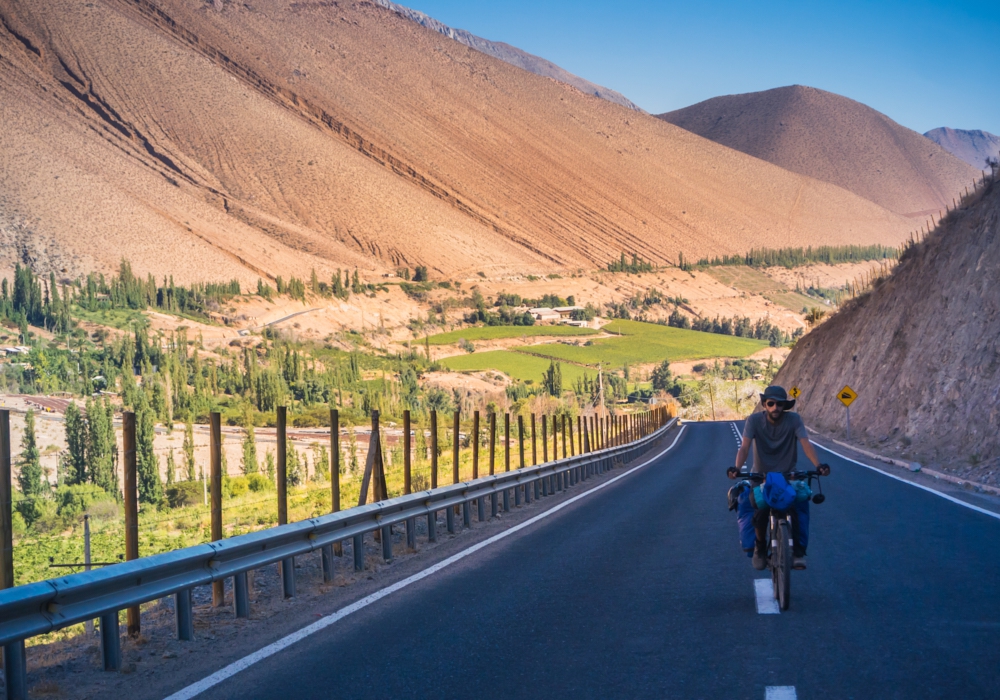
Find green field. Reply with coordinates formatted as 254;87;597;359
764;290;828;314
518;319;767;366
427;325;597;345
440;350;594;384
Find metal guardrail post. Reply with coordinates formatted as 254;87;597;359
210;412;225;607
234;572;250;618
100;610;121;671
123;411;140;637
446;504;455;533
477;492;486;522
462;500;471;528
353;533;364;571
176;589;194;640
381;525;392;561
1;410;27;700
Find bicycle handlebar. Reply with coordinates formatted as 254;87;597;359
726;467;827;481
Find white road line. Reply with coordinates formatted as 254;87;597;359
754;579;779;615
162;427;688;700
817;444;1000;522
765;687;797;700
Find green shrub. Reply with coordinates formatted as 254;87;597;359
166;481;203;508
246;473;272;493
226;476;249;499
55;483;115;519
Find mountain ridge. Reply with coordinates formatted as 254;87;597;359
0;0;913;285
372;0;640;111
924;127;1000;171
657;85;978;217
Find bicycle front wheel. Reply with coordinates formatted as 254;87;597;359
776;520;792;610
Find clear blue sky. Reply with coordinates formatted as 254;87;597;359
403;0;1000;135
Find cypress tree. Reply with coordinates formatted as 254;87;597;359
166;448;176;485
86;398;119;497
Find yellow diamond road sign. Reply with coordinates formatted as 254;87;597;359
789;386;801;399
837;385;858;407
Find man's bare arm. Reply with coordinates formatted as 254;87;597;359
800;437;821;468
735;435;751;469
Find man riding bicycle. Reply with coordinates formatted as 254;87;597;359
732;385;830;571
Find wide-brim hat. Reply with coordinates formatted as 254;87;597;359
760;385;795;410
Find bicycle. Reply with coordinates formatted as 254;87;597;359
726;467;826;611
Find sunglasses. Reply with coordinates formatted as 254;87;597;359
763;400;783;408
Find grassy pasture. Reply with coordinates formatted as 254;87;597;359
519;319;767;366
705;266;784;293
427;325;597;345
440;350;593;385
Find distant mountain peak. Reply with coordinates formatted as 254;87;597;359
657;86;978;216
373;0;640;111
924;127;1000;170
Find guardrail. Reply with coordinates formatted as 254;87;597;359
0;410;675;698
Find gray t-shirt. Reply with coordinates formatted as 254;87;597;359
743;411;807;473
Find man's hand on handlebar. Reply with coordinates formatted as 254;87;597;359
727;466;741;479
817;463;831;476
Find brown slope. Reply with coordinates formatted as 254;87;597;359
775;174;1000;477
0;1;914;286
658;85;979;217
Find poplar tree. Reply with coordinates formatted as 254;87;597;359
136;398;163;505
64;402;88;485
166;448;176;485
241;416;258;475
16;410;45;523
183;419;196;481
86;398;119;497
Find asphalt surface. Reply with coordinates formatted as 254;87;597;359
189;421;1000;700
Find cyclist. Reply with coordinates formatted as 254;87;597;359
731;385;830;571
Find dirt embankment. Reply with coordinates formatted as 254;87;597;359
776;175;1000;484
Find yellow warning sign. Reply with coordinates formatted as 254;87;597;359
837;385;858;407
789;386;801;399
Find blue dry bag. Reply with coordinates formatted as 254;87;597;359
761;472;797;511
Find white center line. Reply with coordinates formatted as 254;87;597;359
766;686;797;700
754;579;780;614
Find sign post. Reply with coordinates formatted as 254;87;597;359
837;385;858;440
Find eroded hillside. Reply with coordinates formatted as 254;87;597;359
659;86;978;217
776;174;1000;482
0;0;913;284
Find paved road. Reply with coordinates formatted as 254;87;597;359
192;421;1000;699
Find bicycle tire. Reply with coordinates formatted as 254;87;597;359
777;520;792;610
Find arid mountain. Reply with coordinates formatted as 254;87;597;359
0;1;913;285
658;86;978;217
924;127;1000;171
776;172;999;481
373;0;640;111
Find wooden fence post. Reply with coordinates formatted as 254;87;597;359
472;410;480;479
210;412;224;607
504;413;511;472
489;412;496;475
452;410;460;484
123;412;140;637
530;414;537;466
430;410;438;489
